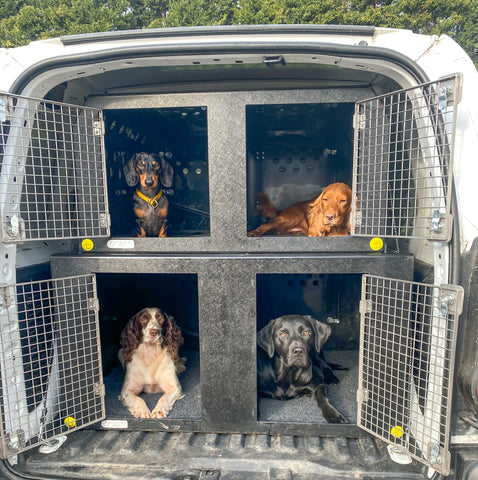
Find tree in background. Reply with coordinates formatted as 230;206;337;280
0;0;476;67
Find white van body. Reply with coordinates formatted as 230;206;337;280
0;25;477;480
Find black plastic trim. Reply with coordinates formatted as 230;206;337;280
60;24;377;46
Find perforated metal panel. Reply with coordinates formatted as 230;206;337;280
0;274;105;457
0;92;109;242
352;75;461;240
358;275;463;475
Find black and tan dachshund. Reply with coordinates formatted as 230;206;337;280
124;152;174;237
257;314;348;423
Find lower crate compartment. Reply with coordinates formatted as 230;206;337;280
96;273;201;422
49;253;414;435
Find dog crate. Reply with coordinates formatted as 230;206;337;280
104;106;210;237
246;102;354;232
96;273;201;423
0;74;464;475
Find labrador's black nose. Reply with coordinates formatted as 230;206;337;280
293;347;304;356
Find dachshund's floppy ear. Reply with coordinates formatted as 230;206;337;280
158;152;174;188
124;154;139;186
257;319;276;358
305;315;331;352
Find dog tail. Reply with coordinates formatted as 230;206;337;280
256;192;278;220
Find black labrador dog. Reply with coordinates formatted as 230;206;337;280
257;314;347;423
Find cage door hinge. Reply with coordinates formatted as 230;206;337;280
93;382;105;397
357;388;369;403
88;298;100;312
93;119;104;136
359;300;372;315
440;286;464;318
5;215;25;241
351;210;362;227
353;112;367;131
428;210;453;241
99;213;111;228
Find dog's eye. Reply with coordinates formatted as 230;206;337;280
302;330;311;336
322;198;328;202
340;199;347;203
279;331;288;338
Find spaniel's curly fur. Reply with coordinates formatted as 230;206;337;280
118;307;185;418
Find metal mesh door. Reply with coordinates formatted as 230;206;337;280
0;274;105;458
352;75;461;240
358;275;463;475
0;92;110;242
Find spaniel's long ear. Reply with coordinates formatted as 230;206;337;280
257;319;276;358
305;315;331;352
124;154;139;186
307;191;325;237
311;188;326;213
161;311;183;361
120;313;142;363
158;152;174;188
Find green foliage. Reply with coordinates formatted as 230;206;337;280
0;0;476;67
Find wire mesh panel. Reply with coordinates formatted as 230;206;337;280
0;92;109;242
358;275;463;475
352;75;461;240
0;274;104;457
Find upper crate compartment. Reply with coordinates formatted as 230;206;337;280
0;76;460;253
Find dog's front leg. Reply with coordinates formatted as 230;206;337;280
120;388;151;418
314;384;348;423
158;222;167;238
151;381;183;418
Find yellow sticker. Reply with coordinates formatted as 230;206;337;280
64;416;76;428
81;238;94;251
391;425;403;438
370;237;384;251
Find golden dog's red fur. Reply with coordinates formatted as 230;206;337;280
248;183;352;237
308;182;352;237
247;192;310;236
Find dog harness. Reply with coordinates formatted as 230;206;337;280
136;189;163;209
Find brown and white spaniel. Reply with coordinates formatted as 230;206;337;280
118;307;185;418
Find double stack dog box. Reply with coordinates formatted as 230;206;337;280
0;73;464;475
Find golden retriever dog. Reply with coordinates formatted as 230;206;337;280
247;183;352;237
308;182;352;237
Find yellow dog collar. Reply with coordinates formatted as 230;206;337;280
136;189;163;209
